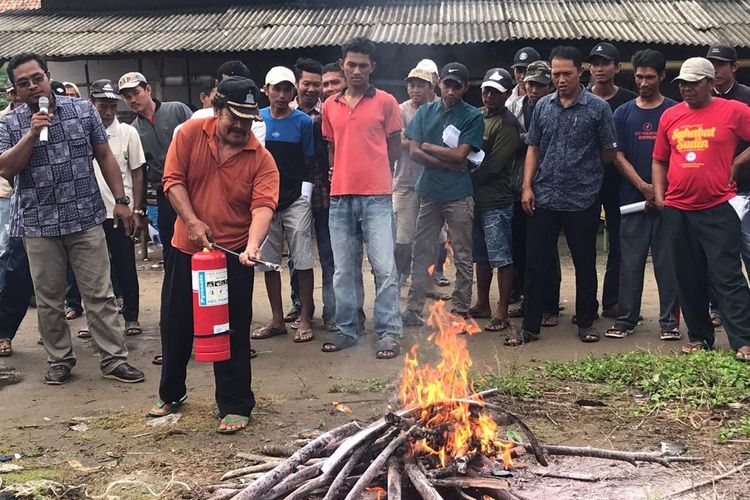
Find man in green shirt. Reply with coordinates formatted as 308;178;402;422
469;68;521;332
403;63;485;325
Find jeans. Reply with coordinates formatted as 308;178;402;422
662;203;750;350
329;195;401;341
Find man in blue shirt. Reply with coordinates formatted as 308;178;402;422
252;66;317;344
515;46;618;345
0;53;144;384
606;49;679;341
403;62;485;326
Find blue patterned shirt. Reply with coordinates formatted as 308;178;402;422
0;96;109;237
526;87;618;211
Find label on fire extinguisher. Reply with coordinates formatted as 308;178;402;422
194;269;228;306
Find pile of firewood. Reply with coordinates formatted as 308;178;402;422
203;390;703;500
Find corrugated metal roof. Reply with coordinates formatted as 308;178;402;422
0;0;748;58
0;0;40;13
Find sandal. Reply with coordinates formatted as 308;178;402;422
284;309;301;323
736;347;750;363
504;330;538;347
152;354;163;365
290;319;300;330
76;329;91;339
578;327;600;343
680;340;712;354
322;334;358;353
294;328;314;343
434;276;450;287
485;318;511;332
605;326;633;339
376;337;400;360
125;321;143;336
660;328;681;341
468;306;492;319
541;314;559;327
147;394;187;417
508;304;524;318
65;308;82;320
711;315;722;327
0;338;12;357
217;414;250;434
251;326;288;340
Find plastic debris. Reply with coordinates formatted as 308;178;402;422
146;413;182;427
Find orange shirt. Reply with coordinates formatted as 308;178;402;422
321;86;402;196
163;117;279;254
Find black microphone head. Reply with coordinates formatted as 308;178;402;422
38;96;49;110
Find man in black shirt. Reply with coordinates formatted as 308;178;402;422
588;42;637;320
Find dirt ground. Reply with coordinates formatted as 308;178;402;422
0;236;748;499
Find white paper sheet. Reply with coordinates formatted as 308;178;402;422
729;195;749;221
301;181;314;201
467;149;485;166
442;124;461;148
619;201;647;215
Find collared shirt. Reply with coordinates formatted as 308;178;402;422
163;116;279;254
291;97;330;212
322;85;402;196
131;99;192;189
0;96;109;237
526;86;618;211
405;99;484;204
506;85;523;111
92;119;146;218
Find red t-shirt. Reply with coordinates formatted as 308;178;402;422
321;87;402;196
653;98;750;211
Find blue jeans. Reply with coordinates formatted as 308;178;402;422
329;195;401;341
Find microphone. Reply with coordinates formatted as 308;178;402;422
38;96;49;144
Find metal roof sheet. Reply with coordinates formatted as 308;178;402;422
0;0;747;58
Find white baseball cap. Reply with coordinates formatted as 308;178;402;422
416;59;439;76
673;57;715;83
265;66;297;87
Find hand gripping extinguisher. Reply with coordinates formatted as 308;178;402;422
192;249;231;362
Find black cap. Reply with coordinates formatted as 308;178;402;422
588;42;620;62
706;44;737;62
90;79;121;100
214;76;262;120
439;62;469;86
481;68;513;93
50;80;66;96
511;47;541;69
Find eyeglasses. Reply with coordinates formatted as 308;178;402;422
15;74;46;89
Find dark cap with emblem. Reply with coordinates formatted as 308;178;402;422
587;42;620;62
90;79;121;100
439;62;470;86
524;61;552;85
481;68;513;93
706;44;738;62
50;80;66;97
214;76;261;120
511;47;541;69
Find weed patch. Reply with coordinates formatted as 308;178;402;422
472;370;541;398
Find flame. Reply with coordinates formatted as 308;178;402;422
399;298;513;469
366;486;385;499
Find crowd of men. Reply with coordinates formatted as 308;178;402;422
0;35;749;433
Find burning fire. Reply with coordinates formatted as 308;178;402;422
399;298;513;469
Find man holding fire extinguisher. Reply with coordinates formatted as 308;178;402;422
154;76;279;434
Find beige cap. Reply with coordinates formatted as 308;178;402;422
117;72;148;92
405;67;434;83
673;57;715;83
265;66;296;87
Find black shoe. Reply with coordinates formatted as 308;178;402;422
45;365;71;385
104;363;145;383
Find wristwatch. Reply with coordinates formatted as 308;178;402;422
115;195;131;206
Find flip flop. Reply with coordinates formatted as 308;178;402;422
485;318;511;332
0;338;12;357
251;326;288;340
736;347;750;363
293;328;314;343
76;329;91;339
65;308;82;320
376;337;400;359
284;309;301;323
322;334;358;353
578;327;601;343
217;414;250;434
434;276;450;287
660;328;681;341
504;329;538;347
541;314;559;327
152;354;163;365
125;321;142;336
681;341;712;354
605;326;633;339
147;394;187;417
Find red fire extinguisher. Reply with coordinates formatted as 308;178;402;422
191;250;231;362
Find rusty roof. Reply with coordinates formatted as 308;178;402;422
0;0;747;58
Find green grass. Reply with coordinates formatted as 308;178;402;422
717;416;750;444
544;350;750;412
472;370;542;398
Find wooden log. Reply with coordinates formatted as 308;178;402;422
265;462;324;499
344;426;415;500
258;445;299;457
236;452;285;464
403;459;443;500
387;457;402;500
208;489;242;500
233;421;360;499
221;461;283;481
322;439;371;500
527;468;599;482
516;442;704;467
429;477;510;490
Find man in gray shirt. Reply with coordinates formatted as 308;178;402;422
118;72;192;269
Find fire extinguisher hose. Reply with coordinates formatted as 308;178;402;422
210;243;282;272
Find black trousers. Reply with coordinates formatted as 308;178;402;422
0;237;33;340
600;167;621;310
662;203;750;350
523;202;599;334
159;248;255;417
157;189;177;272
